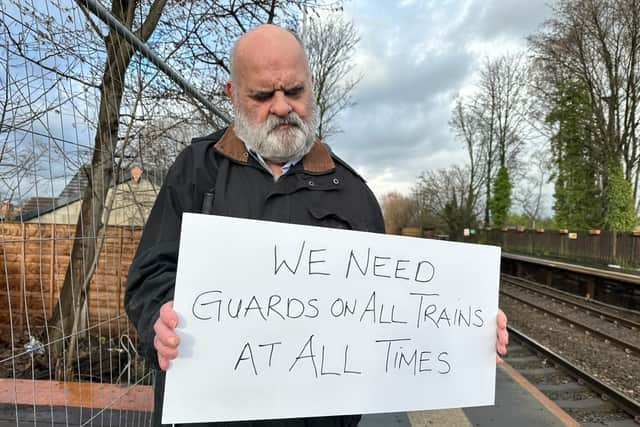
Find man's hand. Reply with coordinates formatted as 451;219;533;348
153;301;180;370
496;308;509;363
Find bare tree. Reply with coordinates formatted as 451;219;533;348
414;165;479;239
3;0;347;380
449;98;486;219
513;148;550;228
479;54;530;169
300;10;361;141
0;20;65;206
380;191;418;234
43;0;168;380
451;53;533;226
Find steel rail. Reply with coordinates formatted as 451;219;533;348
502;274;640;330
75;0;232;125
503;273;640;316
508;326;640;422
501;290;640;355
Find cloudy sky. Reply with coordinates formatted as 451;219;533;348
329;0;553;198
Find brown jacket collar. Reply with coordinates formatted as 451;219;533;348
213;125;335;173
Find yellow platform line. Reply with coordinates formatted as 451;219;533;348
499;362;580;427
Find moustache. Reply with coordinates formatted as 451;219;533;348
267;113;305;131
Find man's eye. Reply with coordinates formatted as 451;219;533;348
284;86;304;96
252;92;273;101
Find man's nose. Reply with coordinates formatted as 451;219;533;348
269;91;292;117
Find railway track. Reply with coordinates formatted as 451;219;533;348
500;277;640;355
501;253;640;311
505;327;640;426
502;274;640;329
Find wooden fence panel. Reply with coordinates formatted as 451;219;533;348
474;230;640;268
0;222;143;336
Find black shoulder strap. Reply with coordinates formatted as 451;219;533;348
192;127;227;214
201;191;215;214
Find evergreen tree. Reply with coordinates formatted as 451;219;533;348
490;166;511;227
546;80;602;229
604;162;637;231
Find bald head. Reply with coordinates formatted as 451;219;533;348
230;24;309;83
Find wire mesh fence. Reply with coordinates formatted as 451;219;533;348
2;1;178;425
0;0;327;424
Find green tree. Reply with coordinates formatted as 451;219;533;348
604;162;637;230
546;80;602;229
489;166;511;227
530;0;640;210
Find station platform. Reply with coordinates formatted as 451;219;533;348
1;361;578;426
361;362;577;427
501;252;640;284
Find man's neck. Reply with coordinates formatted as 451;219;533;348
265;160;284;178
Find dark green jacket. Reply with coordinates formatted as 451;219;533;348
125;127;385;426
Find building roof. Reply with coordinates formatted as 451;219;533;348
19;197;57;215
18;166;165;221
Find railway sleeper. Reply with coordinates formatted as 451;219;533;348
537;382;586;393
545;387;598;401
503;343;526;356
558;398;620;411
503;355;539;364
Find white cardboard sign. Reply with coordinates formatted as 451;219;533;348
163;213;500;424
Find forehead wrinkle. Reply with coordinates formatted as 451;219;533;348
239;65;306;95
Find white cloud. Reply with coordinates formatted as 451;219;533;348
329;0;553;203
354;166;413;199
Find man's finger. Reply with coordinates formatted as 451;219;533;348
496;342;507;355
497;329;509;346
154;335;179;360
497;309;507;329
158;354;169;371
159;301;178;328
154;318;180;348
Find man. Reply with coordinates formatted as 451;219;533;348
126;24;508;427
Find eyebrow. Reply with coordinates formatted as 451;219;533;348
249;84;305;98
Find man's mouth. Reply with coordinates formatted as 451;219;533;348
273;121;297;131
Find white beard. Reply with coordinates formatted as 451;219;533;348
233;102;318;163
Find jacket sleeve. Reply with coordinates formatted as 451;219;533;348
366;186;386;234
125;148;194;368
358;181;385;234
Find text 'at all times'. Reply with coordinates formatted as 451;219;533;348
233;334;453;378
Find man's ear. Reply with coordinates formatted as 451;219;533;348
225;80;234;104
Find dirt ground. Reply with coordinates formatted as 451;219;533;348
0;334;148;384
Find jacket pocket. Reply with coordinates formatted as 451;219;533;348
307;207;354;230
